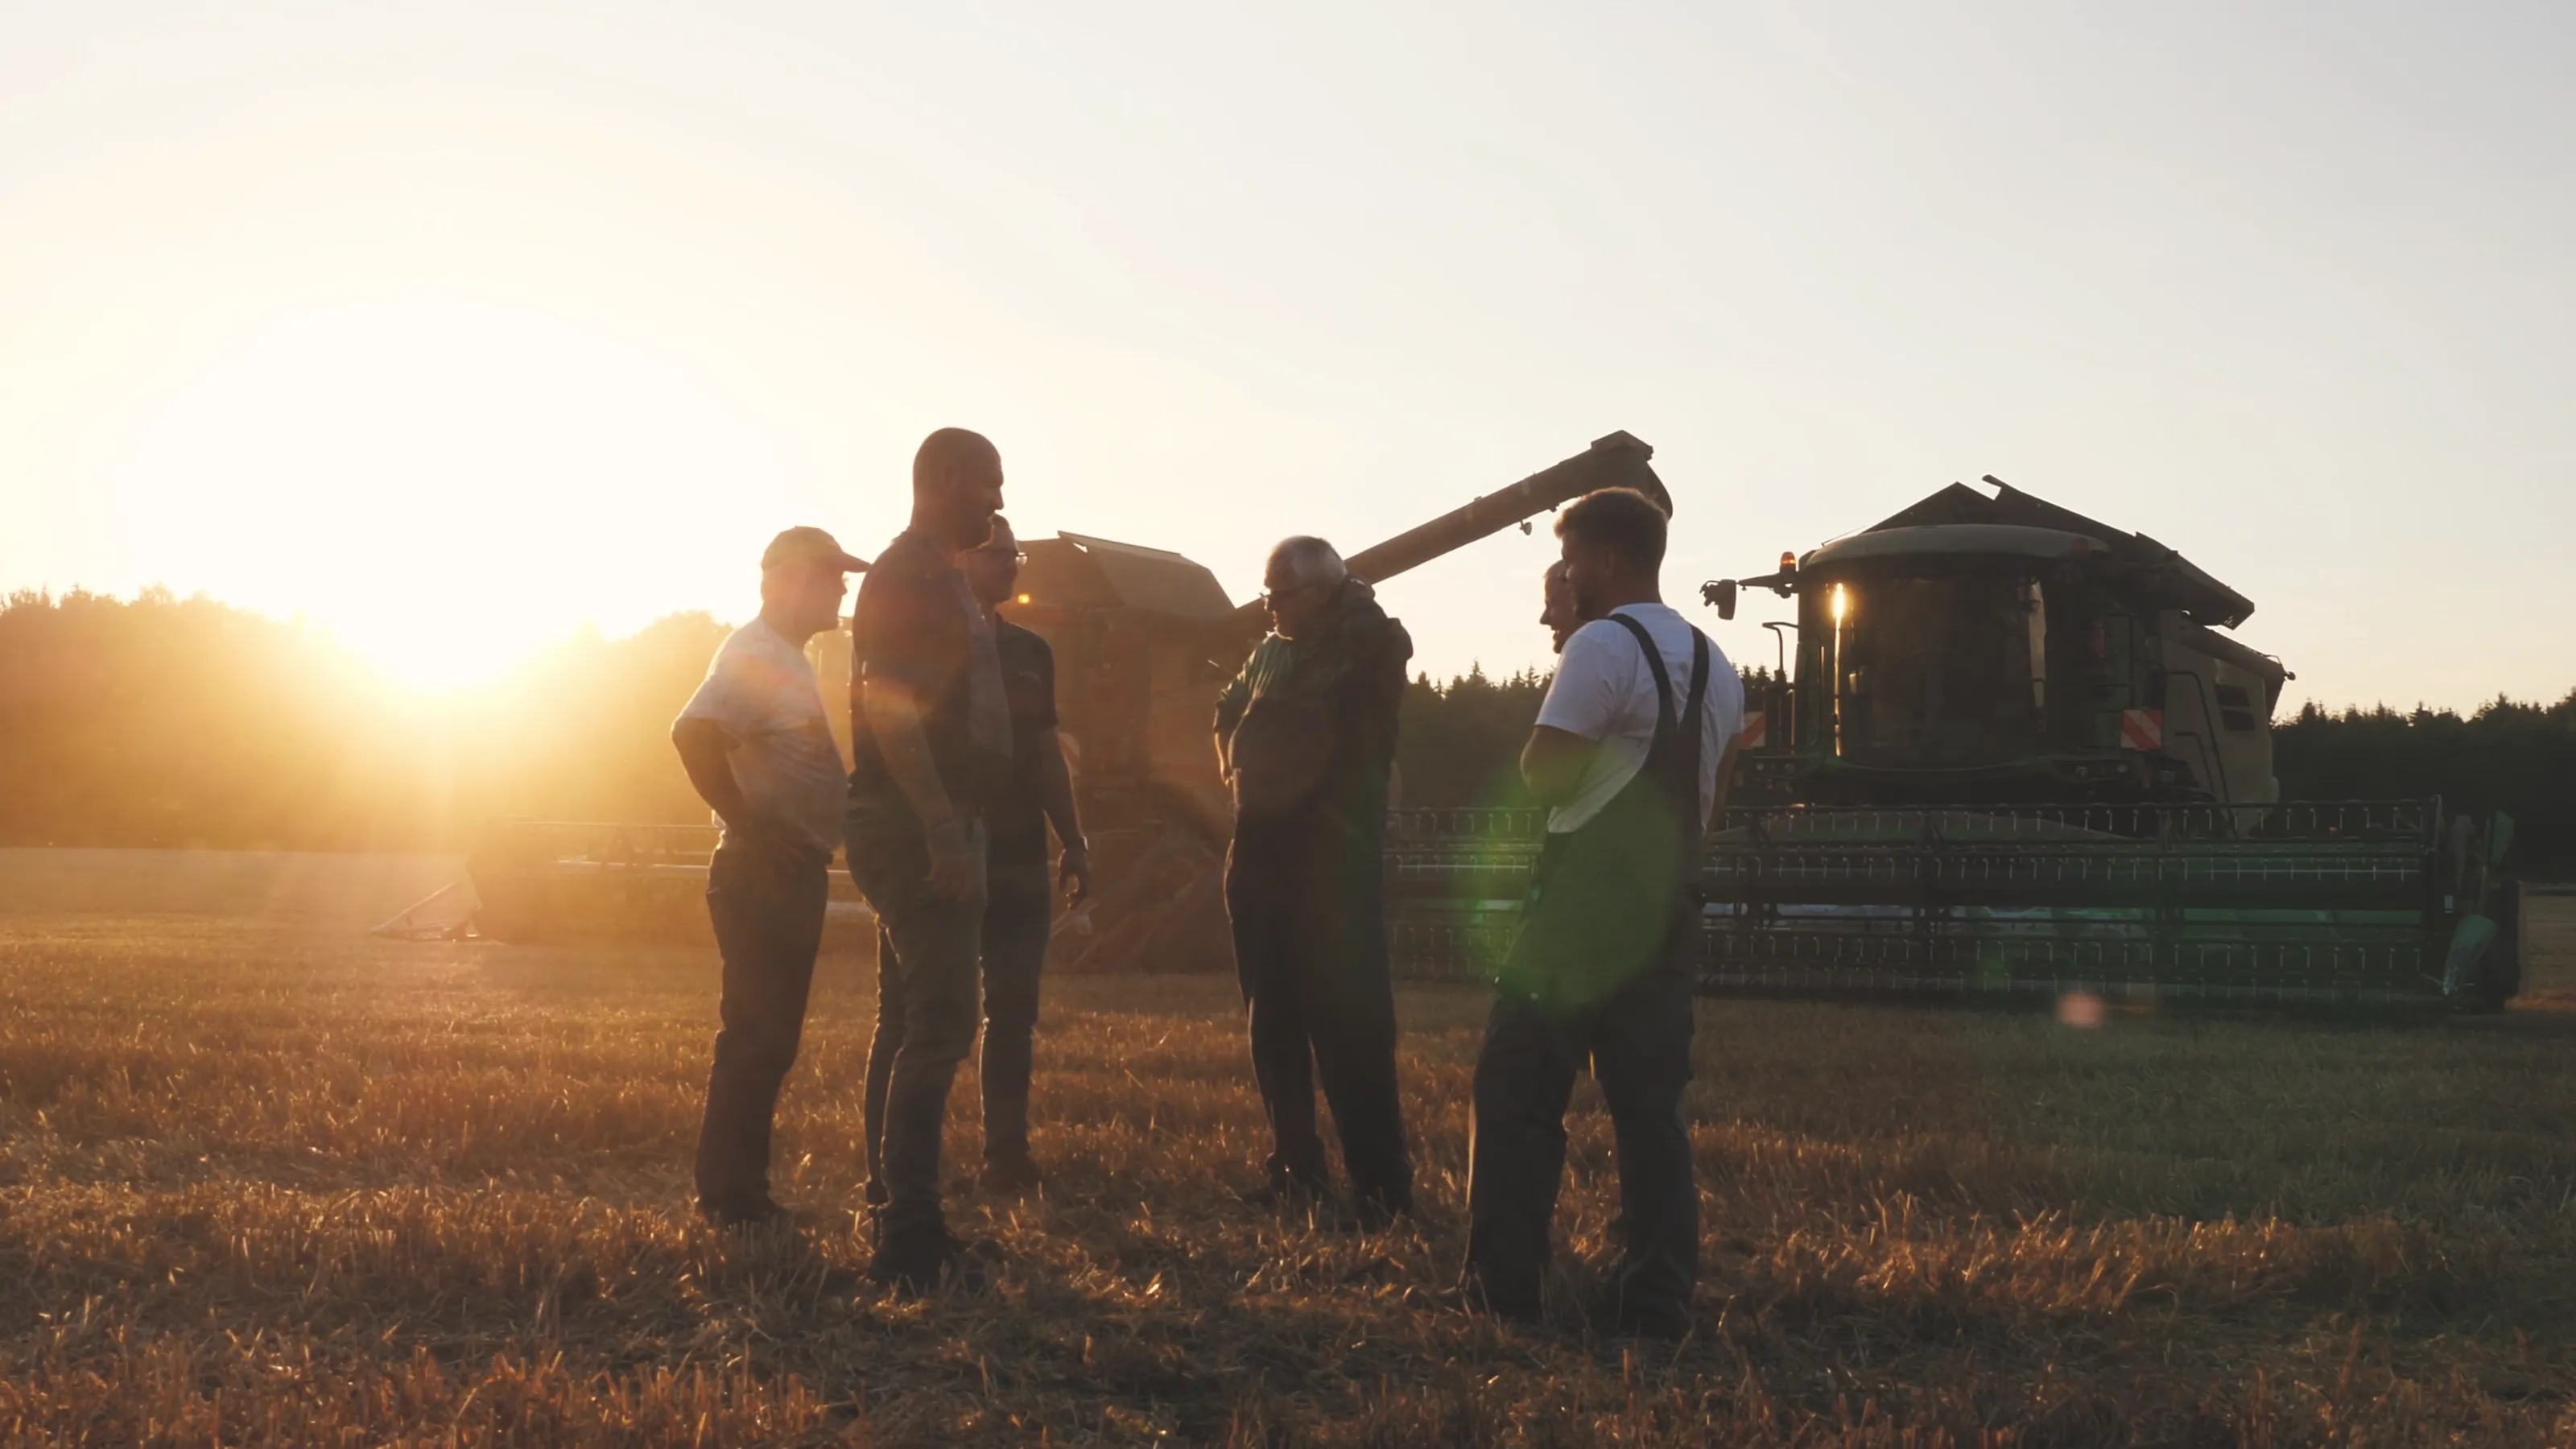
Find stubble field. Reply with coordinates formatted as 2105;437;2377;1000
2;848;2574;1447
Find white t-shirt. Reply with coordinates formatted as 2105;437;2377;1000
675;619;848;852
1534;602;1745;834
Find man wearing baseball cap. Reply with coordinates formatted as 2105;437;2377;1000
672;525;868;1228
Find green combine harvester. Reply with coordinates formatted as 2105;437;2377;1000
1388;475;2523;1013
444;442;2520;1013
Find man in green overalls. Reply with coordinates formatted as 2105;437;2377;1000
1460;487;1744;1335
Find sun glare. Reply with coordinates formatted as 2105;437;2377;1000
112;298;786;690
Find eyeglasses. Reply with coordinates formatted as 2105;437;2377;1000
974;547;1029;564
1260;580;1323;608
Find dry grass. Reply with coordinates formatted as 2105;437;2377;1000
2;851;2574;1446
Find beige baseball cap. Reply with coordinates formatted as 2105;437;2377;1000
761;526;869;573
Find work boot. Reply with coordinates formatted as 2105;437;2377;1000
1238;1166;1331;1212
867;1224;999;1297
978;1152;1046;1197
697;1194;797;1232
1587;1281;1691;1340
1348;1187;1414;1235
1405;1275;1542;1327
858;1197;991;1252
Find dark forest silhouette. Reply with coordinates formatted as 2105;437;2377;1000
5;589;2570;868
0;588;725;848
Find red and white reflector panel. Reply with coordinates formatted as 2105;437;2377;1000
2120;708;2164;750
1737;715;1769;750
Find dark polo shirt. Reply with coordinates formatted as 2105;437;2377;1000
987;617;1060;867
846;530;1011;821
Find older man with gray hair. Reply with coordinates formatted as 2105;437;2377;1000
1212;535;1416;1228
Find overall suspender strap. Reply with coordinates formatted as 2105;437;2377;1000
1606;613;1678;746
1682;630;1709;756
1607;613;1713;862
1678;629;1710;832
1603;614;1711;768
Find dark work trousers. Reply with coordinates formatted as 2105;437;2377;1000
851;805;988;1243
977;858;1053;1166
1465;952;1697;1316
692;832;832;1214
1225;810;1415;1215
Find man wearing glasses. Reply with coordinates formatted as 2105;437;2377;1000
869;515;1091;1196
1212;536;1417;1229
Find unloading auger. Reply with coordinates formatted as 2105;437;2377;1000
1385;475;2524;1012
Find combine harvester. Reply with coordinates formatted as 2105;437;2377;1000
448;442;2521;1013
1388;476;2523;1013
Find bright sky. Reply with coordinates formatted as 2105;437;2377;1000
3;2;2570;701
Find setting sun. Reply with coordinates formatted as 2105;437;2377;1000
108;297;787;688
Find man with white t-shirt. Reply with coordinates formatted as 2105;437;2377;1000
1459;487;1742;1337
671;526;866;1229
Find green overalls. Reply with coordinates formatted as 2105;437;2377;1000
1466;613;1709;1325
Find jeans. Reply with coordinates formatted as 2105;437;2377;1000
977;858;1052;1165
692;832;832;1212
1225;814;1414;1214
850;806;988;1243
1464;956;1697;1317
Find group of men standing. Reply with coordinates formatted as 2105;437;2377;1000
671;427;1742;1331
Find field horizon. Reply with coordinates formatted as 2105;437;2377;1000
4;848;2574;1446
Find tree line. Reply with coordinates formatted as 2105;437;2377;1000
2272;698;2576;865
0;588;725;850
3;589;2570;869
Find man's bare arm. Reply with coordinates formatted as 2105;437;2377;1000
1037;724;1092;905
1520;724;1596;808
1038;724;1084;848
672;718;748;826
1212;675;1249;783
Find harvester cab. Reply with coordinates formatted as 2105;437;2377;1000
1708;476;2287;809
1667;476;2524;1013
